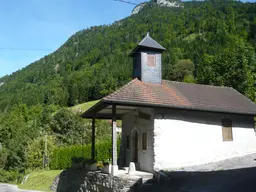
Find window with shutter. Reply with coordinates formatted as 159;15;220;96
142;133;147;150
222;119;233;141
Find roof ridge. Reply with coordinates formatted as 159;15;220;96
163;80;232;89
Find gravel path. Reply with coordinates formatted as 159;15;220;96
142;153;256;192
0;184;40;192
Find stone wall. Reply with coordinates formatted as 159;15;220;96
51;169;142;192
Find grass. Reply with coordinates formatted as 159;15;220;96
69;99;122;126
19;170;62;192
183;33;203;42
69;100;100;114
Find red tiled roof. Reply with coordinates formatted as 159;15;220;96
103;79;256;115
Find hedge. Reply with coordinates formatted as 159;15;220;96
50;138;121;170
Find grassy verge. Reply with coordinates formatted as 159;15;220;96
69;100;100;114
19;170;62;192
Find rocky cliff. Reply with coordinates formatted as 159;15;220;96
131;2;147;15
155;0;183;7
131;0;183;15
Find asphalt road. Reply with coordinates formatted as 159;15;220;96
0;184;40;192
142;167;256;192
142;154;256;192
175;167;256;192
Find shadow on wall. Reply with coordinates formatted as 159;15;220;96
155;109;254;129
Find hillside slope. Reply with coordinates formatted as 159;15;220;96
0;0;255;111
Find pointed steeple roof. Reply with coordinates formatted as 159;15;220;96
139;32;166;50
129;33;166;56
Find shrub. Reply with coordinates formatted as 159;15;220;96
0;148;8;169
25;136;55;170
50;137;121;170
0;169;21;183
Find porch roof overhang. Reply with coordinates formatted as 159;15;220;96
80;99;139;120
81;98;256;120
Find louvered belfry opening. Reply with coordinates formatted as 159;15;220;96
130;33;166;84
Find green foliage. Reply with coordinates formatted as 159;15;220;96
0;169;22;183
172;59;195;82
0;148;8;169
0;101;111;172
50;109;86;146
0;104;44;171
183;75;196;83
50;138;121;170
197;42;256;100
50;145;90;170
25;136;55;170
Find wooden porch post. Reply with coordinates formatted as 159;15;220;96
91;118;96;160
112;105;118;173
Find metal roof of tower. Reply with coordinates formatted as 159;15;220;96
129;33;166;56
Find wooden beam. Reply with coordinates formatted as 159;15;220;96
91;118;96;160
112;105;117;166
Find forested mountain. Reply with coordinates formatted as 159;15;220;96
0;0;255;173
0;0;255;111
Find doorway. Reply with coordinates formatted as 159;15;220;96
132;130;138;163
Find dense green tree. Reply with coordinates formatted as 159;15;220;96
50;109;86;146
172;59;195;81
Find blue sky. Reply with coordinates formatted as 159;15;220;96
0;0;255;78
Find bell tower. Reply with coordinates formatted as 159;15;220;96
129;33;165;84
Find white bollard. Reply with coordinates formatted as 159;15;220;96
128;162;136;175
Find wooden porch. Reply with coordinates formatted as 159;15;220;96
81;101;139;175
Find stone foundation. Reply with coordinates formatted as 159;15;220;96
51;169;142;192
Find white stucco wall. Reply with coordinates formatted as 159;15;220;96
153;109;256;171
122;108;154;172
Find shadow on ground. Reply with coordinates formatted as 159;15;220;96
55;167;256;192
141;167;256;192
55;168;142;192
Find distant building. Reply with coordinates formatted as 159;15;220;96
82;34;256;173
